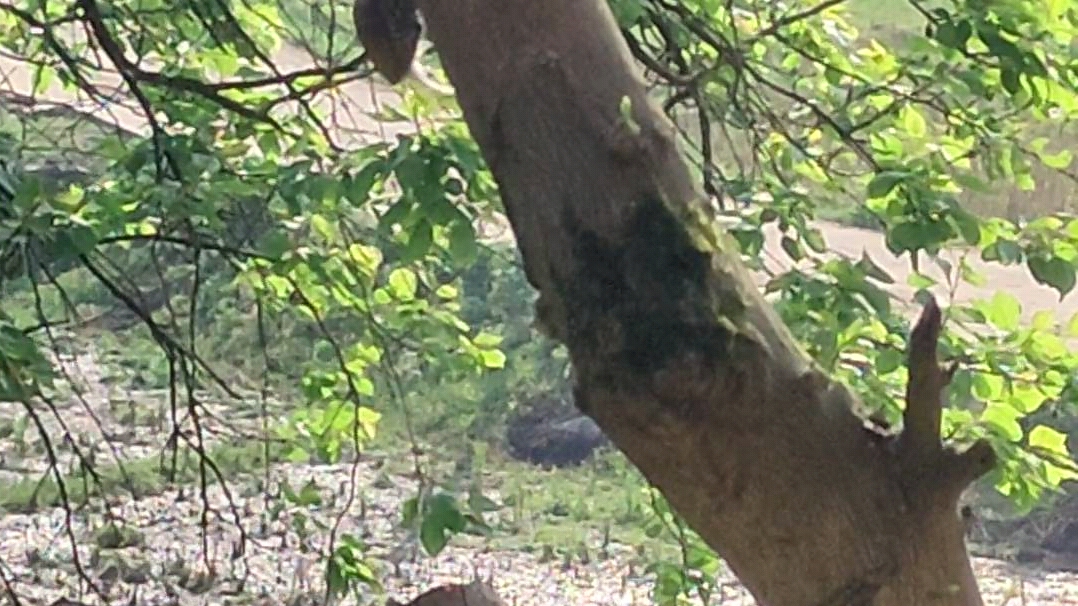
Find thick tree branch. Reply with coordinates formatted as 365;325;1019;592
900;297;950;457
897;298;996;504
932;441;997;503
415;2;991;605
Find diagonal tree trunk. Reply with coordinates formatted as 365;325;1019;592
409;1;997;604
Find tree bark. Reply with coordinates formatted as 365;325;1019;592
387;580;506;606
413;1;997;604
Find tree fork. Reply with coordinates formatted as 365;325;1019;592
411;1;996;604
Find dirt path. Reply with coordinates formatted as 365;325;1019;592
2;40;1076;329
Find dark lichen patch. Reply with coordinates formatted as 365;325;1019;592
559;192;747;377
570;227;633;313
616;309;735;375
620;196;712;301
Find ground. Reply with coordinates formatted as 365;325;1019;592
1;14;1078;606
1;346;1076;605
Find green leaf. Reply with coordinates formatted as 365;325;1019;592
435;284;459;299
886;223;929;255
781;236;803;261
401;497;420;529
327;534;383;599
866;171;906;199
982;292;1022;331
933;19;972;50
419;493;468;557
972;372;1004;401
906;272;937;289
1030;310;1056;331
1027;255;1076;299
899;106;928;138
402;219;434;262
447;219;478;265
1028;425;1068;455
47;224;99;264
1000;65;1022;95
1067;311;1078;337
387;268;418;301
356;406;381;440
310;214;336;241
31;63;56;96
354;377;375;397
875;348;903;374
472;332;503;348
348;244;383;278
949;210;981;246
685;543;721;576
380;198;415;229
978;25;1025;66
982;240;1022;265
857;252;895;284
467;485;501;514
803;228;827;253
286;447;311;464
479;349;506;369
980;404;1023;442
1008;383;1046;415
257;229;292;259
281;479;323;507
51;184;85;211
1039;148;1073;169
0;323;46;366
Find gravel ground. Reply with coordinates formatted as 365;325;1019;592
1;348;1077;606
1;462;1077;606
0;461;709;606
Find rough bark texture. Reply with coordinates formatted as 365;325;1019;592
413;1;997;604
386;580;506;606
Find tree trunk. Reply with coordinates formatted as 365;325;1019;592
413;1;996;604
